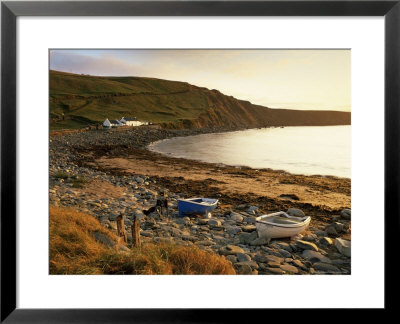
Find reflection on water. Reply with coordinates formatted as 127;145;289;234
149;126;351;178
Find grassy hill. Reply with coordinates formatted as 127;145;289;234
50;206;235;274
50;70;351;130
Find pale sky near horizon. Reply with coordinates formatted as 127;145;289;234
50;49;350;111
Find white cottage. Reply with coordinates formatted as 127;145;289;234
110;120;122;127
121;117;144;127
103;118;111;128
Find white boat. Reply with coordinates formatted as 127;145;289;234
255;212;311;239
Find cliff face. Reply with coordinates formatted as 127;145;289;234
165;89;350;129
50;71;350;130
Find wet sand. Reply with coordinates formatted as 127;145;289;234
78;145;350;226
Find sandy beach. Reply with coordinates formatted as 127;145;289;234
50;127;351;274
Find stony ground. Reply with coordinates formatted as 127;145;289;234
50;127;351;275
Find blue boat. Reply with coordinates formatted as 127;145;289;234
178;198;218;217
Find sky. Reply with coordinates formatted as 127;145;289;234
50;49;351;111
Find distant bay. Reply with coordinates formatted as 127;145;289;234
149;126;351;178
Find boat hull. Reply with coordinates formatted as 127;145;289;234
178;198;218;217
255;212;311;239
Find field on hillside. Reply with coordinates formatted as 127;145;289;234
50;70;351;131
50;70;210;129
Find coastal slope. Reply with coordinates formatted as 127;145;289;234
50;70;351;130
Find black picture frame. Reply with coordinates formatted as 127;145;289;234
1;0;398;321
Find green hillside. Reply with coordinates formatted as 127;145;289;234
50;70;211;129
49;70;351;130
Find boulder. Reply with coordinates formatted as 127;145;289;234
219;245;245;255
238;231;258;244
319;237;334;247
242;225;257;232
278;248;292;258
340;209;351;220
225;225;241;235
313;262;341;273
235;263;253;274
92;231;115;248
295;240;319;251
235;261;259;269
266;267;285;274
335;238;351;257
280;264;299;274
250;236;271;246
208;219;222;227
302;250;332;264
237;253;252;262
287;208;305;217
225;255;237;263
255;254;284;264
325;224;338;236
230;212;244;222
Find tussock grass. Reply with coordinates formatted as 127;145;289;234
50;206;235;275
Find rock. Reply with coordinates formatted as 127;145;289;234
92;231;115;247
255;254;284;264
236;260;259;269
225;255;237;263
278;248;291;258
237;253;252;262
267;261;281;268
250;236;271;246
292;259;307;269
313;262;341;273
275;242;292;252
219;245;245;255
302;250;332;264
340;209;351;220
197;219;209;225
235;263;253;274
333;222;346;233
244;216;257;224
319;237;334;247
181;235;197;242
266;267;285;274
280;264;299;274
242;225;257;232
140;231;153;238
176;217;190;225
225;225;241;235
302;234;317;242
279;194;300;201
287;208;305;217
230;212;244;222
196;240;215;246
295;240;319;251
136;177;144;184
246;206;259;214
314;230;327;237
208;219;222;227
238;231;258;244
335;238;351;257
325;224;338;236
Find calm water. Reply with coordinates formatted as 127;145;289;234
148;126;351;178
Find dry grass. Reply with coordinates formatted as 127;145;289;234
50;206;114;274
50;206;235;275
101;243;236;275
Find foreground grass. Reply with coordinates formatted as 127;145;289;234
50;206;235;275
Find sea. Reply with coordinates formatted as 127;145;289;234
148;125;351;178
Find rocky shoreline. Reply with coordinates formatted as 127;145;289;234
50;126;351;275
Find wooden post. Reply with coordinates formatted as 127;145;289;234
131;215;141;248
116;214;127;243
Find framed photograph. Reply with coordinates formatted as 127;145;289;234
1;0;398;321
